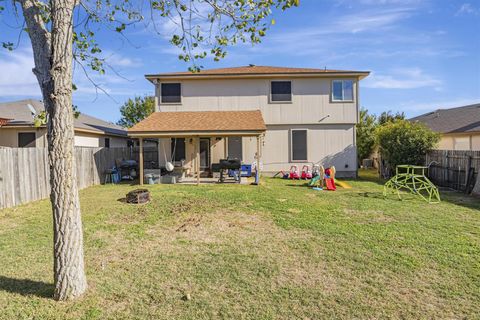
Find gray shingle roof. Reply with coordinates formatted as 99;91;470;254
0;99;126;136
410;103;480;134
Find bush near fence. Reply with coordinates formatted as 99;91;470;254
376;149;479;194
0;146;158;209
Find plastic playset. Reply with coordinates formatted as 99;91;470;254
384;165;441;203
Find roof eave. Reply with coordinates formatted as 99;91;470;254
145;71;370;82
128;129;266;137
1;123;127;137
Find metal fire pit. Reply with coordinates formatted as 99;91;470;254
126;189;150;204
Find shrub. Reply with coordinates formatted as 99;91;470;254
356;108;377;164
376;120;440;174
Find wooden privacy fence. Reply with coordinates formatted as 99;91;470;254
0;146;158;209
426;150;480;193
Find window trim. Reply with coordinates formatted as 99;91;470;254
18;131;36;148
160;82;182;105
331;79;355;103
269;80;293;104
290;129;308;162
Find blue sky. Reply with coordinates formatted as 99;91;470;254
0;0;479;123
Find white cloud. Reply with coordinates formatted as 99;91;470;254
232;4;427;61
456;3;479;16
339;8;414;33
364;68;442;89
104;52;143;68
277;7;414;38
0;47;41;97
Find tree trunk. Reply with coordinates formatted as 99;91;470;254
21;0;87;300
49;0;87;301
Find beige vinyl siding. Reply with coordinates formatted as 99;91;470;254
438;133;480;151
472;134;480;150
1;127;128;148
211;137;226;163
438;136;454;150
0;128;47;148
157;78;358;125
74;132;129;148
261;124;356;176
74;133;101;147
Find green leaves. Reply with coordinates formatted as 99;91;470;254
154;0;299;69
376;120;440;172
73;31;106;74
3;0;296;77
2;42;13;51
357;108;377;163
117;96;155;128
33;111;47;127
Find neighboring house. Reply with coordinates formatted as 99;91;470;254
411;103;480;151
0;99;129;148
131;65;369;177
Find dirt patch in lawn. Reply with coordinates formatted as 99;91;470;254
144;210;341;291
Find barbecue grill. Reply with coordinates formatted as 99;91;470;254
216;158;241;183
118;159;138;180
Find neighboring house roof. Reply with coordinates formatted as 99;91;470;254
146;65;370;81
0;99;127;136
0;117;11;126
128;110;266;135
410;103;480;134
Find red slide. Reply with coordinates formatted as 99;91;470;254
325;178;336;191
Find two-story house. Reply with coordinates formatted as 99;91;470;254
129;65;369;182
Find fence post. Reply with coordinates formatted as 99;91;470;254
465;155;472;193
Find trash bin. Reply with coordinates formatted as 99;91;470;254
240;164;252;177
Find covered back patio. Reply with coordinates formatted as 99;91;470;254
128;110;266;185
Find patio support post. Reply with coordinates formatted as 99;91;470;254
224;137;228;158
256;135;261;184
139;137;144;185
196;137;200;185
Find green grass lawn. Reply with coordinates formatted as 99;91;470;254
0;170;479;319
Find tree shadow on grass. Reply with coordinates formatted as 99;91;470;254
285;182;310;187
440;190;480;211
356;191;386;199
0;276;53;298
356;191;422;203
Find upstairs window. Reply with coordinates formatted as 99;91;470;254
271;81;292;102
161;83;181;103
332;80;354;102
291;129;307;161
